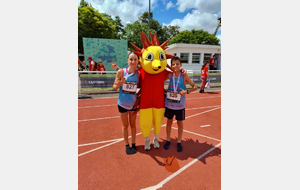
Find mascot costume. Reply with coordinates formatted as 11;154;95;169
130;31;176;150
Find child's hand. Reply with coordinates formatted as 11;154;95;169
110;61;118;70
116;80;124;88
179;88;187;96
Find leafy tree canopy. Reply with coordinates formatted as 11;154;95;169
169;29;220;45
123;21;156;50
78;6;116;53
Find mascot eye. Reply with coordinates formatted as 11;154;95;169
159;52;165;61
145;53;153;61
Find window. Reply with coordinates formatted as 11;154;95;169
203;53;211;64
192;53;201;64
180;53;189;64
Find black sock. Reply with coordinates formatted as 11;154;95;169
132;143;137;153
163;141;171;150
125;144;133;155
177;143;183;152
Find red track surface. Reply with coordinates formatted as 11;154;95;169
78;91;221;190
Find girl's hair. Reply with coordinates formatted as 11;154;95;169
202;61;208;69
128;51;138;59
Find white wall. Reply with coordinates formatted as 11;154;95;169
166;43;221;71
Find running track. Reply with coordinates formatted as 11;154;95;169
78;90;221;190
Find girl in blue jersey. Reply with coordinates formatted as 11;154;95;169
113;52;140;155
163;57;198;152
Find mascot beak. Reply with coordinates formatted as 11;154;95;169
151;60;162;71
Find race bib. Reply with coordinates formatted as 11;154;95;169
166;90;181;103
122;81;138;94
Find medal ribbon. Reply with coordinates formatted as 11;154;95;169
124;68;135;79
172;72;181;93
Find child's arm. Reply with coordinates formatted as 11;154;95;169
165;72;171;81
179;73;198;96
113;69;124;90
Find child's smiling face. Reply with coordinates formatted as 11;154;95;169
171;59;182;72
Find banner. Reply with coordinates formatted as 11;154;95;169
80;76;115;88
83;38;128;71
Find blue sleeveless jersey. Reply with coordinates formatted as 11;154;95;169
165;73;186;110
117;68;138;110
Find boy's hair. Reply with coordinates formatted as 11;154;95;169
171;56;181;64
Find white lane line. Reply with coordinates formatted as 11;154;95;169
78;116;120;122
78;107;220;156
200;124;211;127
79;96;118;100
78;106;220;122
78;138;123;147
141;143;222;190
78;104;116;109
171;127;221;142
185;107;220;119
78;139;123;157
186;105;220;110
188;96;221;100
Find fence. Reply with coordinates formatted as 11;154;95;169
78;70;221;94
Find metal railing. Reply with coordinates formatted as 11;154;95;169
78;70;221;94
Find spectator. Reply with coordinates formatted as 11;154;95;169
209;55;215;71
199;61;210;93
214;57;219;71
78;59;82;71
87;56;96;72
96;60;106;74
81;60;87;71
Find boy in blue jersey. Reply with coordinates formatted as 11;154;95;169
163;57;198;152
113;52;140;155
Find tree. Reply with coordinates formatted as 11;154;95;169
123;21;155;50
169;29;220;45
138;12;163;41
79;0;90;7
78;6;116;53
160;25;180;44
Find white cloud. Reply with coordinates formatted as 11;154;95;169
166;1;174;10
81;0;159;26
176;0;221;13
164;10;220;34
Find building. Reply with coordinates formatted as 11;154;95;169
165;43;221;71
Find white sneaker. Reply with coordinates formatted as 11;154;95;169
144;139;151;150
153;138;160;149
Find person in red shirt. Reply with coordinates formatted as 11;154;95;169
96;60;106;74
200;61;210;93
87;56;96;72
209;55;215;71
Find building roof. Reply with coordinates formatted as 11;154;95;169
166;43;221;51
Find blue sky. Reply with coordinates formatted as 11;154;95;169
78;0;221;42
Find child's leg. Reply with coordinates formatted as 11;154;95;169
177;121;183;143
120;112;129;145
163;118;173;150
175;109;185;152
129;111;137;153
120;111;134;155
129;111;137;144
166;119;173;141
200;77;207;91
